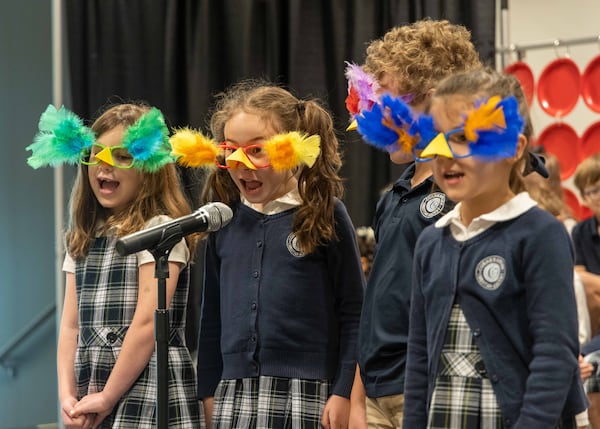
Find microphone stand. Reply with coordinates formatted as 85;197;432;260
147;224;186;429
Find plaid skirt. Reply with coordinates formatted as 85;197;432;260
74;237;202;428
211;376;331;429
428;305;575;429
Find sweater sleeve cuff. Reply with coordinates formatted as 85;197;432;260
196;366;222;399
331;365;356;398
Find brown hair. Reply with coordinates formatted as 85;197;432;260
432;68;532;193
364;19;482;105
202;80;344;254
66;103;195;259
574;153;600;196
524;152;573;219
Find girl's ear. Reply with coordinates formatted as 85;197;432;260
512;133;528;162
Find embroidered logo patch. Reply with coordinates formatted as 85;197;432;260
419;192;446;218
286;233;305;258
475;255;506;290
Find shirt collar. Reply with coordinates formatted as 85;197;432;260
435;192;538;241
242;188;302;215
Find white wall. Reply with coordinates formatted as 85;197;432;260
499;0;600;217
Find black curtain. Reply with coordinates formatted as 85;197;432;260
65;0;496;350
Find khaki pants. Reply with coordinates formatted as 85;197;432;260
366;394;404;429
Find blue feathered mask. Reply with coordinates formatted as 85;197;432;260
418;96;524;161
356;94;429;155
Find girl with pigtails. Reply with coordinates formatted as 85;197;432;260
170;80;365;429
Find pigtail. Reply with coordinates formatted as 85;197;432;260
294;99;344;254
201;168;240;206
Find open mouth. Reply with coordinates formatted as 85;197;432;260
98;178;119;191
241;179;262;192
443;171;464;180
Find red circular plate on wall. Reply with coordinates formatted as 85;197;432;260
536;122;580;180
580;121;600;159
537;57;581;117
582;55;600;113
563;187;592;221
504;61;535;106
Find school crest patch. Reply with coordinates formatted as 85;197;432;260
419;192;446;218
286;232;305;258
475;255;506;290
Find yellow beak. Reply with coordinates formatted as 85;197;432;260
225;148;256;170
94;146;115;166
419;133;454;159
346;119;358;131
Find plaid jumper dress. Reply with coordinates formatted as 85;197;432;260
74;236;201;428
427;304;576;429
211;376;332;428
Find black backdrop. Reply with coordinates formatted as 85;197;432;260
65;0;496;349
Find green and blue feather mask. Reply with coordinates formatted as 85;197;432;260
27;104;174;172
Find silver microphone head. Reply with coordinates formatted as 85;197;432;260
202;202;234;232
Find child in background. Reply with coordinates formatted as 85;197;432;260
356;226;376;279
28;103;202;428
525;150;577;233
572;153;600;429
345;19;482;429
403;69;588;428
180;81;364;428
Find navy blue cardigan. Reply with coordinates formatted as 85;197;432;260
403;207;588;428
197;200;364;399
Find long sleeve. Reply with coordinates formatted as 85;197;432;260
196;236;223;398
402;239;431;428
330;202;365;398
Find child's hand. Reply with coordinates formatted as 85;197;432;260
60;395;95;429
580;354;596;381
70;391;116;428
321;394;350;429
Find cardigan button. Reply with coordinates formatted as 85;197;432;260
251;302;257;311
491;374;499;383
252;271;259;278
472;328;481;337
256;240;263;248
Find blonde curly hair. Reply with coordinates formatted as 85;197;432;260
364;19;482;106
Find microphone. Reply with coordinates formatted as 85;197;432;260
116;202;233;256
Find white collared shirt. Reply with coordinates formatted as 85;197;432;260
243;188;302;215
435;192;538;242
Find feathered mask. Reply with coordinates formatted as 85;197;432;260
344;62;380;131
27;104;174;172
419;96;524;161
170;129;321;171
27;105;95;168
355;94;433;155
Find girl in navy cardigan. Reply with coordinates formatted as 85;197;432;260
172;80;364;428
402;69;588;428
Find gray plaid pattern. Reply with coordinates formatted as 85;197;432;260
586;374;600;393
211;376;331;428
427;305;575;429
74;236;201;428
428;305;503;428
